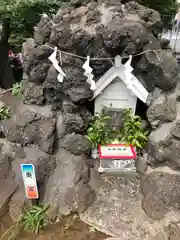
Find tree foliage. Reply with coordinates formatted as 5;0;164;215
138;0;179;29
138;0;179;15
0;0;69;50
0;0;179;48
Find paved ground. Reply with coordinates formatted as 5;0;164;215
80;167;180;240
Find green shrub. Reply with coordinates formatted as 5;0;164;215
138;0;178;16
20;204;49;234
138;0;179;29
86;113;113;149
86;109;150;150
11;82;23;98
0;0;71;50
115;109;150;149
1;204;49;240
0;103;11;120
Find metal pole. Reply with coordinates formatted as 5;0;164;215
170;17;175;42
173;21;180;51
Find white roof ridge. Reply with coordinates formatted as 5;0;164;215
91;56;148;103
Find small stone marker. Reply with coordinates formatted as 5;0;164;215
98;144;137;173
21;164;39;199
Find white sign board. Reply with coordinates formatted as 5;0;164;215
99;144;136;159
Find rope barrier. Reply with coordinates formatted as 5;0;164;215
45;44;161;61
0;88;13;95
0;44;178;95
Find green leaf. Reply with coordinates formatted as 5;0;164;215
138;133;148;140
87;127;93;133
103;116;112;120
127;135;134;140
134;122;141;127
85;135;92;142
144;130;150;136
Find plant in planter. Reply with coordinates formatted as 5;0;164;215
86;113;113;158
115;109;150;152
86;109;150;159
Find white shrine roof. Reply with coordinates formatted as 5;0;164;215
91;55;148;103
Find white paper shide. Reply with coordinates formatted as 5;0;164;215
48;47;66;83
82;56;96;90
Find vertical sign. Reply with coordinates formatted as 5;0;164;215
21;164;39;199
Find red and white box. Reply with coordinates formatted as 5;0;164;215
98;144;137;173
98;144;136;159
